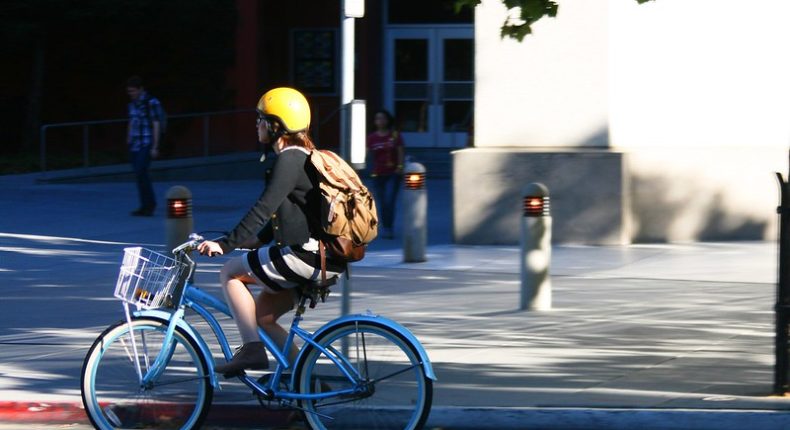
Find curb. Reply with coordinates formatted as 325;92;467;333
0;401;86;424
425;406;790;430
4;402;790;429
0;401;291;427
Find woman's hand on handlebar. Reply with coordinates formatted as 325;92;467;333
197;240;224;257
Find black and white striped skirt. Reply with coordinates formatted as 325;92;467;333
243;244;345;294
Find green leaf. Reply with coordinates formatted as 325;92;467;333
502;23;532;41
454;0;481;13
454;0;648;42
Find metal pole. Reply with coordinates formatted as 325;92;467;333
339;8;354;158
776;171;790;394
83;125;90;168
339;1;356;318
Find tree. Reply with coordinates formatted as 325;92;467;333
455;0;653;41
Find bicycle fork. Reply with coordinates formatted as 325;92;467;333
122;303;183;388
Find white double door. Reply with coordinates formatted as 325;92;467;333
384;26;474;148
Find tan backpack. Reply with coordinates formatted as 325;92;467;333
309;149;378;272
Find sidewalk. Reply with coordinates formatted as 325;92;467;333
1;173;789;429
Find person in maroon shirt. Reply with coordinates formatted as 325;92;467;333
366;110;404;239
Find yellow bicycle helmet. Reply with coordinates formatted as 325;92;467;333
256;87;311;134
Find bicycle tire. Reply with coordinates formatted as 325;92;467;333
81;317;213;430
294;320;433;430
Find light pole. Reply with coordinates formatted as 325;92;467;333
339;0;365;317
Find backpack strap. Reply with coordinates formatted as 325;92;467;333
319;150;363;191
319;240;327;284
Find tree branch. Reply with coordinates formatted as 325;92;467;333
456;0;653;41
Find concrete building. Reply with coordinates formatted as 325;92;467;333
454;0;790;244
174;0;788;245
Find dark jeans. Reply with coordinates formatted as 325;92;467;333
130;149;156;210
373;174;401;230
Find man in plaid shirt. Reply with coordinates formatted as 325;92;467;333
126;76;163;216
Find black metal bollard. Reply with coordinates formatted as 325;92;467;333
775;172;790;394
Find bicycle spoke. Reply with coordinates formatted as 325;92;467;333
361;329;370;380
82;318;213;430
369;363;421;384
153;375;211;388
141;327;152;372
117;336;136;366
296;321;432;430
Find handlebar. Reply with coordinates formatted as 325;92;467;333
172;233;205;255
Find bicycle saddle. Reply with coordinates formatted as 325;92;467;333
297;276;337;310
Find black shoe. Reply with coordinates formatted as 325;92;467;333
216;342;269;378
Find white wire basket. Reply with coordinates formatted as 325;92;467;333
114;247;188;309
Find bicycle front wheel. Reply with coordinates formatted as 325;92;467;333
295;320;432;430
81;317;213;430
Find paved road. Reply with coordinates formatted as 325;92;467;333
2;173;790;428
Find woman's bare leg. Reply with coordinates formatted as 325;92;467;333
220;256;260;344
256;290;298;361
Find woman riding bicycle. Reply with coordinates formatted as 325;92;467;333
198;87;345;376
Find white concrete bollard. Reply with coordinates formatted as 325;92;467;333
402;162;427;263
520;182;552;311
165;185;193;255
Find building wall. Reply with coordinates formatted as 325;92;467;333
458;0;790;244
610;0;790;242
475;0;609;148
453;148;628;245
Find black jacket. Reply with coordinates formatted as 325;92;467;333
217;148;322;253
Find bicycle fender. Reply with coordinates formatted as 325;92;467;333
306;314;436;381
133;309;220;389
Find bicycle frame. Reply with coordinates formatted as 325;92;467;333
122;241;435;407
129;280;369;402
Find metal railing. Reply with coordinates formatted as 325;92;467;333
39;109;254;172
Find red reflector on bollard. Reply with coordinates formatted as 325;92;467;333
168;198;191;218
405;172;426;190
523;196;549;217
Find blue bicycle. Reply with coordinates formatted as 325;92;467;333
80;234;435;429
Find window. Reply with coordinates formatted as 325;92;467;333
291;29;337;95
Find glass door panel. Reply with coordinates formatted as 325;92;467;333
438;35;473;146
396;100;429;132
395;39;428;81
392;34;433;140
443;38;474;81
385;27;473;147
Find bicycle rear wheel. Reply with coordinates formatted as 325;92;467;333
294;321;432;430
81;317;212;430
